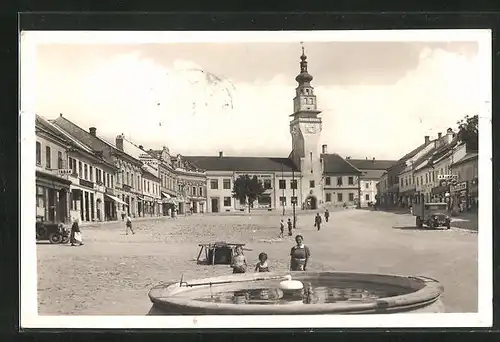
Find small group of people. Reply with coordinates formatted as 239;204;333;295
230;234;311;273
279;218;295;238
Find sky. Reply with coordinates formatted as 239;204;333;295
33;37;484;160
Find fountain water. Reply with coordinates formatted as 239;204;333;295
148;271;445;315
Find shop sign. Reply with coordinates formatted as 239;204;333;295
437;174;458;181
450;181;467;193
58;169;73;175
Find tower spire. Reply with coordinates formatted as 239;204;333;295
295;43;313;85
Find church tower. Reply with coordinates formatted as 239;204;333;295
289;45;323;209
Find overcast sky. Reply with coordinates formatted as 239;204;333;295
33;38;484;160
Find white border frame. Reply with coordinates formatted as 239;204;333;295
20;29;492;329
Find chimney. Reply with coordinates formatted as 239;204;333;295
139;145;144;150
115;134;124;151
365;157;368;160
437;132;442;139
59;113;63;117
219;151;223;158
321;144;327;154
424;135;430;144
446;128;454;144
89;127;97;136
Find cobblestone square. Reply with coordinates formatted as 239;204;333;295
37;210;478;315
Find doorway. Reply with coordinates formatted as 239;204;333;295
211;198;219;213
307;196;318;210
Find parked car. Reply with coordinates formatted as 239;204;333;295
36;218;70;244
412;198;451;230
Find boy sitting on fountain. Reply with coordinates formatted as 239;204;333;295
254;252;270;272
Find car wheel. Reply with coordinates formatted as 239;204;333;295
48;232;63;244
61;236;70;244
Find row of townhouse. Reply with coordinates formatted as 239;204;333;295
377;128;478;213
35;114;206;224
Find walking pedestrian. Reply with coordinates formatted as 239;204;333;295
324;209;329;223
314;213;322;231
287;218;293;236
125;214;135;235
279;219;285;238
70;217;84;246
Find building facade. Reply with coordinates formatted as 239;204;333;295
449;143;478;212
35;116;72;223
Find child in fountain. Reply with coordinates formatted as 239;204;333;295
255;252;270;272
231;246;247;274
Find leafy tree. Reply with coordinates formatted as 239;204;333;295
232;175;266;212
457;114;478;152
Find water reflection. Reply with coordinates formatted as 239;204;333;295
195;281;407;305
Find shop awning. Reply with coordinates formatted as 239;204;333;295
105;194;128;206
161;192;171;199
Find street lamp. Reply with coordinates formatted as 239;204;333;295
281;163;285;216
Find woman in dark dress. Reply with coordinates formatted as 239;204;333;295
70;217;83;246
290;235;310;271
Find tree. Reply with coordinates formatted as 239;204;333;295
232;175;266;212
457;114;478;152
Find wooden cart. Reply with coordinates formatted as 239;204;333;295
196;242;246;265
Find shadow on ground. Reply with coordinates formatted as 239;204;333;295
392;226;449;231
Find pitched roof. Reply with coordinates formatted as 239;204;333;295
36;115;71;144
321;154;361;175
183;156;299;172
397;141;434;164
361;169;386;180
347;159;398;171
451;152;478;167
51;115;141;166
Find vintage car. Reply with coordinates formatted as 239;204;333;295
412;198;451;230
36;218;71;244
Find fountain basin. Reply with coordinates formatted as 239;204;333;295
148;271;444;315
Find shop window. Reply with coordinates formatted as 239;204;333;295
224;197;231;207
337;193;343;202
325;177;331;186
325;193;331;202
349;193;354;202
210;179;218;189
279;179;286;189
36;142;41;165
45;146;51;169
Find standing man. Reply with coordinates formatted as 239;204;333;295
314;213;322;231
126;214;135;235
279;219;285;238
287;218;293;236
324;209;330;223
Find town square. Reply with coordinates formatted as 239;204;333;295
27;32;486;321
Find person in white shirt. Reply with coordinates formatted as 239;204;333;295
125;215;135;235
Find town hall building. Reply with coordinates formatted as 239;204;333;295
185;48;395;213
